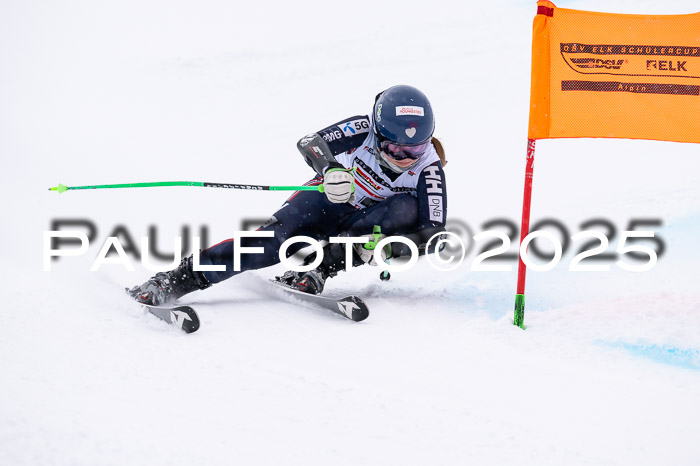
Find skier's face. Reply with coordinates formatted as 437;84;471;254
378;139;429;169
382;151;421;169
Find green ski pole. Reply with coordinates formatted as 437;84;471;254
363;225;392;281
48;181;324;194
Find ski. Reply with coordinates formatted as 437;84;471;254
143;304;201;333
269;280;369;322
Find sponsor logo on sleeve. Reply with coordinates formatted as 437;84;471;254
338;119;371;137
423;165;445;223
428;196;443;222
395;106;424;117
322;130;343;143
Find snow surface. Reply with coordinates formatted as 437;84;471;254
1;0;699;465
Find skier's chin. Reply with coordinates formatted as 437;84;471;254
389;158;419;170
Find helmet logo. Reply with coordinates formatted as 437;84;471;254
405;127;417;138
395;106;424;117
376;104;383;122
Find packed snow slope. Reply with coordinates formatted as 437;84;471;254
1;1;699;465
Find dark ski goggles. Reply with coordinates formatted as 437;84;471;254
378;138;430;161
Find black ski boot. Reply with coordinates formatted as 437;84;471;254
276;241;365;295
127;256;211;306
277;269;327;294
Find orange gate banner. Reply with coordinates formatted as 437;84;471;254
528;1;700;143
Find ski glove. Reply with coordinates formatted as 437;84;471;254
322;168;355;204
353;226;390;266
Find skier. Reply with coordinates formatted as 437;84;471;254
128;84;448;305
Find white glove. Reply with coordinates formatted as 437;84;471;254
353;229;389;266
322;168;355;204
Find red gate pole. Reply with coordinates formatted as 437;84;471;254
514;138;537;328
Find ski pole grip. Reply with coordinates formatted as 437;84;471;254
363;225;383;250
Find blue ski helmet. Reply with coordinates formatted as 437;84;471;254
373;85;435;173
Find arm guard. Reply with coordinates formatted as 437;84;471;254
297;133;344;176
297;115;372;175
